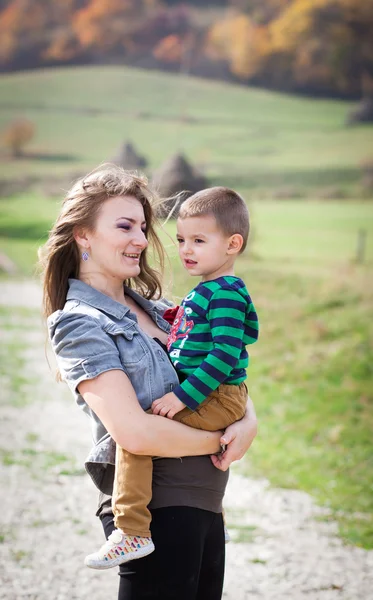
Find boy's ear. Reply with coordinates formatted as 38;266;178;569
227;233;243;255
73;226;90;249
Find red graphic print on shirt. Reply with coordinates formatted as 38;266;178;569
167;306;194;351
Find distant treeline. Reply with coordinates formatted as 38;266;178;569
0;0;372;99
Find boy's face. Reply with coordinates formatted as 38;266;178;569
176;215;234;281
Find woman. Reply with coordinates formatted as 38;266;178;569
41;164;257;600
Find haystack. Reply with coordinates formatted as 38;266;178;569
111;142;147;170
152;153;206;218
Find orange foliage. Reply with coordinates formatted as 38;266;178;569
72;0;145;52
0;0;371;98
268;0;363;93
204;0;372;94
153;34;184;64
0;0;80;65
0;0;47;31
0;0;47;63
0;29;16;64
206;14;270;80
42;30;80;62
269;0;315;52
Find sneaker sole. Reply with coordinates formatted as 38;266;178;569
85;541;155;570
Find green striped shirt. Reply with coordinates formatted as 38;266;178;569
167;276;259;410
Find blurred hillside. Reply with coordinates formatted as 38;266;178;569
0;66;372;201
0;0;372;101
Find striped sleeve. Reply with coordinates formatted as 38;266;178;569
245;301;259;344
173;288;248;410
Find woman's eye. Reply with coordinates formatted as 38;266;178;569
118;224;131;231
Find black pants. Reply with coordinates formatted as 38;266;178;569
101;506;225;600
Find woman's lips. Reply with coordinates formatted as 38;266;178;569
123;253;140;262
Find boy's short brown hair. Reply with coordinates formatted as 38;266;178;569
178;186;250;253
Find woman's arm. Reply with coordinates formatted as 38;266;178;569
49;312;221;456
79;369;222;456
210;395;258;471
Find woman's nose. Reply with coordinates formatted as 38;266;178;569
134;230;148;249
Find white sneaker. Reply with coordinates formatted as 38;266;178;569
85;529;155;570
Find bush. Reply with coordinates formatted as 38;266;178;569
1;118;35;158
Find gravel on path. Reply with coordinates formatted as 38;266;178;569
1;280;372;600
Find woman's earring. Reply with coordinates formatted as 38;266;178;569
82;251;89;262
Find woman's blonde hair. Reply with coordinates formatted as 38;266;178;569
40;164;165;317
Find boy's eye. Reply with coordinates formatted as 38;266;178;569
195;238;204;243
176;238;184;244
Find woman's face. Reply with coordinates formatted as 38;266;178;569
82;195;148;281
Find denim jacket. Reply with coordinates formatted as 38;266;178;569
47;278;179;493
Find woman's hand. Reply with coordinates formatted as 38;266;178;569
210;396;257;471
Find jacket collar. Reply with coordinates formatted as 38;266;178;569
67;278;159;320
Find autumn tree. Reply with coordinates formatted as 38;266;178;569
153;34;184;63
268;0;373;97
205;13;270;81
0;0;371;100
72;0;161;57
204;0;373;97
0;0;48;68
0;0;83;68
2;118;35;158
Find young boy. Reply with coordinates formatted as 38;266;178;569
85;186;259;569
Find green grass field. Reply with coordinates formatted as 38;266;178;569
0;66;372;198
0;66;372;548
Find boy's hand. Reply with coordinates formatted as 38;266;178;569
152;393;185;419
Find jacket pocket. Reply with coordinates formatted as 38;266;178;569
104;322;148;366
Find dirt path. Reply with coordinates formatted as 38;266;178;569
0;281;372;600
